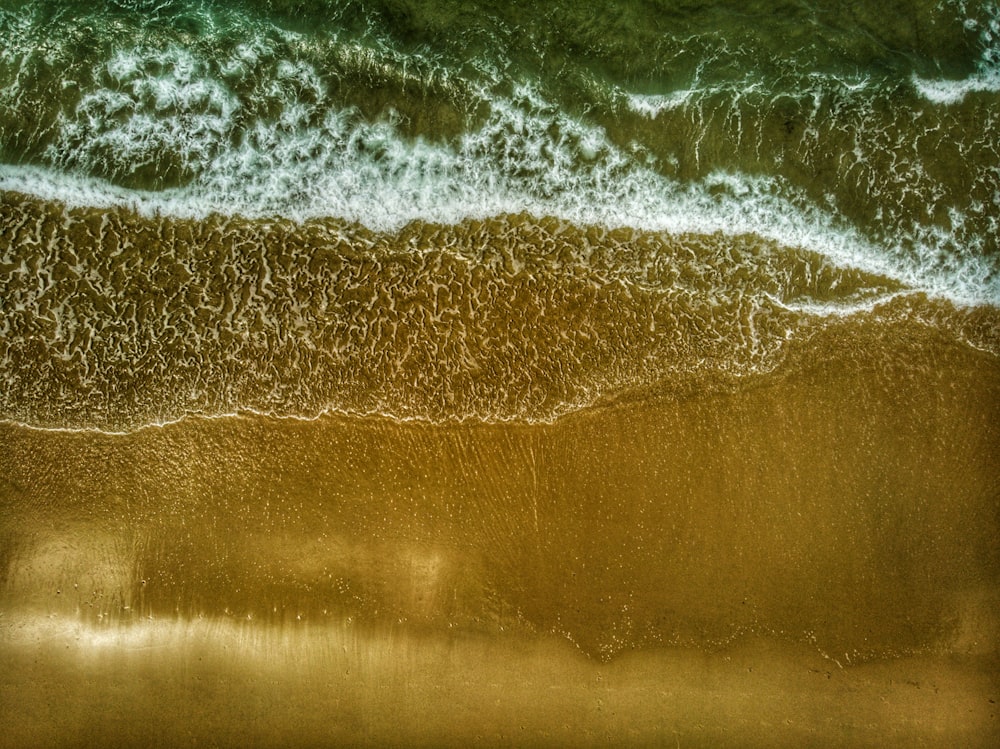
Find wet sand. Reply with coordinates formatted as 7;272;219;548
3;621;997;748
2;319;999;747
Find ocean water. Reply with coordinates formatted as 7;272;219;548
1;1;999;746
1;0;999;429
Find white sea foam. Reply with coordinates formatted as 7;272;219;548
913;1;1000;104
1;79;996;311
912;70;1000;104
626;90;698;117
0;29;996;312
45;46;239;182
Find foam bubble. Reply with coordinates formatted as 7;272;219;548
45;46;238;186
913;1;1000;104
625;91;697;118
912;70;1000;104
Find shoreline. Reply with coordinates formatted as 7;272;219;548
2;307;998;746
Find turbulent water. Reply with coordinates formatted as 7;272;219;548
1;0;998;430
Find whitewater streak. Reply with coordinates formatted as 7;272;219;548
0;131;995;312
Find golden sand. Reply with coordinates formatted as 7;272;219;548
2;318;998;746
